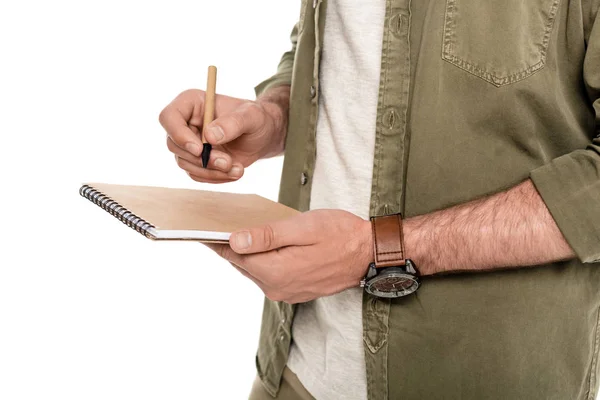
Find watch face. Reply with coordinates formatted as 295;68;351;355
365;268;419;298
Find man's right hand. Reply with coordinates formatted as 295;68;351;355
159;86;290;183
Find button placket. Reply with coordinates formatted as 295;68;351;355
365;2;413;399
297;0;322;210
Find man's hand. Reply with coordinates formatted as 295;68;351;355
159;86;290;183
207;209;373;304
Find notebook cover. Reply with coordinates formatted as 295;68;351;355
82;183;300;242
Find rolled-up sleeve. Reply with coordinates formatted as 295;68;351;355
530;7;600;263
254;24;298;98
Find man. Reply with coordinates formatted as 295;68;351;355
159;0;600;399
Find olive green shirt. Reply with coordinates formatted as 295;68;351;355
253;0;600;399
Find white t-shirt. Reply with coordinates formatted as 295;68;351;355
286;1;386;399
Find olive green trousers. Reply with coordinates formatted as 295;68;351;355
248;366;315;400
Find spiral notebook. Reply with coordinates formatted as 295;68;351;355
79;183;299;243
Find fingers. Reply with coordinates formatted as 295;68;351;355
176;156;244;181
159;90;205;157
229;261;265;287
167;136;245;182
204;243;263;284
229;213;317;254
205;102;267;146
167;136;235;172
205;243;284;295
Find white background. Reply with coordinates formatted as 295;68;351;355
0;1;298;399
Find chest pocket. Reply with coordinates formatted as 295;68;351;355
442;0;561;87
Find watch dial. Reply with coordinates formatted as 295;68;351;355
366;269;419;298
376;276;415;291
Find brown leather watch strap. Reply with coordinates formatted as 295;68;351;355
371;213;407;268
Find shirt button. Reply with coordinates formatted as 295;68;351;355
300;173;308;185
281;317;286;324
310;85;316;99
279;334;285;341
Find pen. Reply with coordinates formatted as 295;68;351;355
201;65;217;168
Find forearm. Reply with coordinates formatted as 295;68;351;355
257;85;291;158
404;179;577;276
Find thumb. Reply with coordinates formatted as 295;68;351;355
229;213;314;254
205;102;266;145
229;225;278;255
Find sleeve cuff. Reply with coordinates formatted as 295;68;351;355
530;150;600;263
254;73;293;99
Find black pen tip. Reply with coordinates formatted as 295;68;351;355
201;143;212;168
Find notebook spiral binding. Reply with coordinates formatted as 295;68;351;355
79;185;155;238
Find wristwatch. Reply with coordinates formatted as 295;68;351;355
360;213;420;298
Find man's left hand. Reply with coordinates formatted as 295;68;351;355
207;209;373;304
